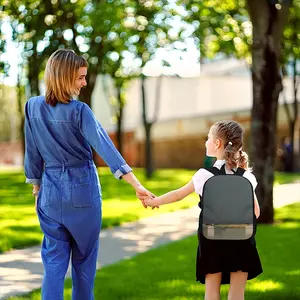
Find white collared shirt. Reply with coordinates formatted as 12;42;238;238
192;159;258;196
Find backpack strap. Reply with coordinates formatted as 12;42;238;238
233;167;246;176
205;165;245;176
220;164;226;174
204;167;221;176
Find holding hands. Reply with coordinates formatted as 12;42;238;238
135;185;159;209
144;195;157;208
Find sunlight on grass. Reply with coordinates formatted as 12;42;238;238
274;171;300;185
1;167;300;253
247;280;283;292
0;167;198;253
158;279;189;288
6;203;300;300
276;222;300;229
286;270;300;276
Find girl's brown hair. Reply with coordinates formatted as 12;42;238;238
45;49;88;106
212;120;250;170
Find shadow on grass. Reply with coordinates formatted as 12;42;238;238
5;204;300;300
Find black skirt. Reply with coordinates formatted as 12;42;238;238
196;234;263;284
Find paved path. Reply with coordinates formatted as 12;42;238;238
0;183;299;299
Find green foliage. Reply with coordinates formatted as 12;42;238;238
282;0;300;69
7;203;300;300
182;0;299;68
2;0;181;100
182;0;251;62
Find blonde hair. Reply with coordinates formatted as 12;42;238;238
45;49;88;106
212;120;250;170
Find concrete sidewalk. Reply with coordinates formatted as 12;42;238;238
1;182;300;299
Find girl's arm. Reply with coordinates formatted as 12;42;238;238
254;193;260;219
145;181;195;207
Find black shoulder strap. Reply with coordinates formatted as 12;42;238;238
233;167;246;176
204;165;245;176
220;164;226;174
204;167;221;176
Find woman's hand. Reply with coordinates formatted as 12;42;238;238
35;196;38;212
32;185;40;212
135;185;159;209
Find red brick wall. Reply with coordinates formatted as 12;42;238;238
0;125;295;171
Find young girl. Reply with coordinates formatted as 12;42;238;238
145;120;263;300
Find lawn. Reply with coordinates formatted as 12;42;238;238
0;167;198;253
0;167;300;253
7;202;300;300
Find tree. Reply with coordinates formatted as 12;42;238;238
181;0;293;223
248;0;291;223
281;0;300;171
101;56;133;155
4;0;87;97
124;0;179;178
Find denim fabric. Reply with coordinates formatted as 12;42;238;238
24;95;132;185
24;95;132;299
38;161;101;300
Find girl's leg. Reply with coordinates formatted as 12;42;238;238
228;271;248;300
205;272;222;300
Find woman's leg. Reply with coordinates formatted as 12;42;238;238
205;272;222;300
38;208;71;300
228;271;248;300
71;238;99;300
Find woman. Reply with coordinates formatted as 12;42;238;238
24;49;153;300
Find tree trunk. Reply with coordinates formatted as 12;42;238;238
79;72;98;107
248;0;290;223
17;67;25;165
116;85;124;155
145;123;153;178
27;56;41;97
141;75;154;178
292;56;299;170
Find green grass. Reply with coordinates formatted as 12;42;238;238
274;171;300;185
0;167;198;253
0;168;300;254
7;203;300;300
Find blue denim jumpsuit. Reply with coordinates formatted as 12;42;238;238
24;96;132;300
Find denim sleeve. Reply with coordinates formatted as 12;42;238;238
79;103;132;179
24;101;44;185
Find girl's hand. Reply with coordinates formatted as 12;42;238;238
144;196;158;208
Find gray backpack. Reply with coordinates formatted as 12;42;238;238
199;165;255;240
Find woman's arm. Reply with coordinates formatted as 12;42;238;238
79;103;132;179
24;101;44;185
122;172;155;208
145;181;195;207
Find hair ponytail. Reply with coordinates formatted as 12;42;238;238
212;120;251;171
238;150;250;170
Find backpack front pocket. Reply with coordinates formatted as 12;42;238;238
202;224;254;240
71;183;93;208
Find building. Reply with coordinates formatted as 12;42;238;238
91;59;299;170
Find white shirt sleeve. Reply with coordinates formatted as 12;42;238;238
192;168;214;196
243;171;258;191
